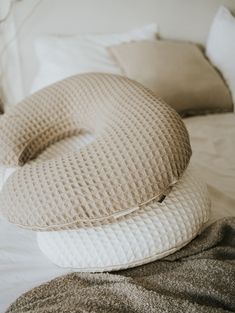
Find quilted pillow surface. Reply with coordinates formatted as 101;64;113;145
37;166;210;271
0;73;191;230
0;131;209;272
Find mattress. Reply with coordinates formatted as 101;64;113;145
0;112;235;312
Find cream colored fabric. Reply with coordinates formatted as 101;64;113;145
109;40;233;115
0;73;191;230
184;113;235;225
36;167;210;271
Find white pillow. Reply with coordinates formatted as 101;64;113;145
206;6;235;105
31;24;158;93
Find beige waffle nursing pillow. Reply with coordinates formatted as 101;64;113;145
0;73;191;231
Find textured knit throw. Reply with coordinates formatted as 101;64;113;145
0;73;191;230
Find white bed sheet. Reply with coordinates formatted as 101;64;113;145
0;112;235;312
184;113;235;224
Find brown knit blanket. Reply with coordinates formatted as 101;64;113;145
6;217;235;313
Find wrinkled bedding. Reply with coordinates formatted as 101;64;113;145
0;112;235;312
184;113;235;224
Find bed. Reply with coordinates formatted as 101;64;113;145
0;112;234;312
0;0;235;312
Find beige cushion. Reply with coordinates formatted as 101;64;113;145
0;73;191;230
109;40;233;115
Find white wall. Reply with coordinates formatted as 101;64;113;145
13;0;235;42
1;0;235;106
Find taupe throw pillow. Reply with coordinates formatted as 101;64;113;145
109;40;233;115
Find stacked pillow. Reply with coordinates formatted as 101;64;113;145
2;7;233;271
0;73;210;271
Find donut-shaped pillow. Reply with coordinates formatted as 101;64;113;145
37;166;210;271
0;73;191;230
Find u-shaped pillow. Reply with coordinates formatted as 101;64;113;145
0;73;191;230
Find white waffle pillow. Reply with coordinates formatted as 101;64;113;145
37;167;210;272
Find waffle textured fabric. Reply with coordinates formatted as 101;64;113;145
37;167;210;271
0;73;191;230
0;133;209;272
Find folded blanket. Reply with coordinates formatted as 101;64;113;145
6;217;235;313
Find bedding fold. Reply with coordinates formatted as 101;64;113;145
6;217;235;313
